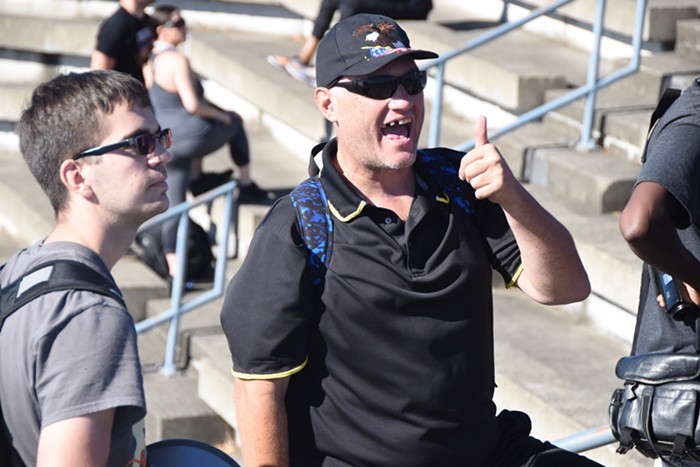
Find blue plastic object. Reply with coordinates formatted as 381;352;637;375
147;439;241;467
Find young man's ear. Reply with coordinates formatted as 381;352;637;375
60;158;94;199
314;87;337;124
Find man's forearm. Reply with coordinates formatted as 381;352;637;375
503;188;590;305
234;377;290;467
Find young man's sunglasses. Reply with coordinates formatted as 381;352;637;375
333;70;427;100
163;18;186;29
74;129;172;160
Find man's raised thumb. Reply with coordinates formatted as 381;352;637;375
474;116;489;147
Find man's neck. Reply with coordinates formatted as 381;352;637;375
333;156;416;221
45;220;134;270
120;0;146;18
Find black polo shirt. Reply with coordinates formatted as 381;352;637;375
221;139;522;466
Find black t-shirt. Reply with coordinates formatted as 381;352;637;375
632;79;700;355
221;140;521;466
95;7;153;83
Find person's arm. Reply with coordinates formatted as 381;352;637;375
298;36;320;66
36;409;116;467
166;52;232;124
234;377;290;467
620;180;700;303
459;116;590;304
90;49;117;71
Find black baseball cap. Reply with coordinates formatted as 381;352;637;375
316;14;439;88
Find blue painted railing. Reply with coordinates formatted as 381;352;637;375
422;0;648;152
554;424;616;454
135;180;238;376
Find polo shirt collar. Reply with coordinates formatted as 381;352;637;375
314;139;448;223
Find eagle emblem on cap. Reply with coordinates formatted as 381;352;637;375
353;21;409;59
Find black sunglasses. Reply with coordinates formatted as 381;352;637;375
74;129;172;160
333;70;427;100
163;18;186;29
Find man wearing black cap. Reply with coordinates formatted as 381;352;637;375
221;14;598;467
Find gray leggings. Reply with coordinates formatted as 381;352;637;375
161;111;249;254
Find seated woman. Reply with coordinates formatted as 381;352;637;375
144;5;274;277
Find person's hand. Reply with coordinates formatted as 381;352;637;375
656;282;700;309
685;282;700;306
217;112;232;126
459;116;519;206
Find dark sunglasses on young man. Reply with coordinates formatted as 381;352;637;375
333;70;427;100
163;18;186;29
74;129;172;160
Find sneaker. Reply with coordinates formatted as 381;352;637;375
266;54;288;70
267;54;316;86
189;170;233;196
285;58;316;87
238;182;276;204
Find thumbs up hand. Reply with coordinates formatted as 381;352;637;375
459;116;520;206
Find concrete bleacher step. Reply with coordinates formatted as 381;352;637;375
0;226;21;264
509;0;700;47
402;20;613;113
607;50;700;98
524;184;643;337
491;287;648;466
677;17;700;55
189;29;324;146
527;145;641;215
138;294;241;462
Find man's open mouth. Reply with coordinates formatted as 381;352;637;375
382;118;412;140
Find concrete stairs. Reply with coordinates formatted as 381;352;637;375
2;0;700;465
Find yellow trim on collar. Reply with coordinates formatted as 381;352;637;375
231;357;308;380
436;193;450;204
506;263;524;289
329;200;366;223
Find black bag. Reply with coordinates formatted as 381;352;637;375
609;351;700;463
0;260;125;467
134;218;214;283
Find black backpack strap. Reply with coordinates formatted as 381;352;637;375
642;87;682;163
0;259;124;327
0;259;123;466
290;177;333;293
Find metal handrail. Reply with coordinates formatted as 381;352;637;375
135;180;238;376
554;424;616;453
422;0;648;152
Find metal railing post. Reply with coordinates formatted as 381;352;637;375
161;212;191;376
428;62;446;148
577;0;607;151
134;180;239;376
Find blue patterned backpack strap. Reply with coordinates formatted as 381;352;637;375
418;148;475;217
290;177;333;293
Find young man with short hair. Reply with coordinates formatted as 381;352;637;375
0;70;171;466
